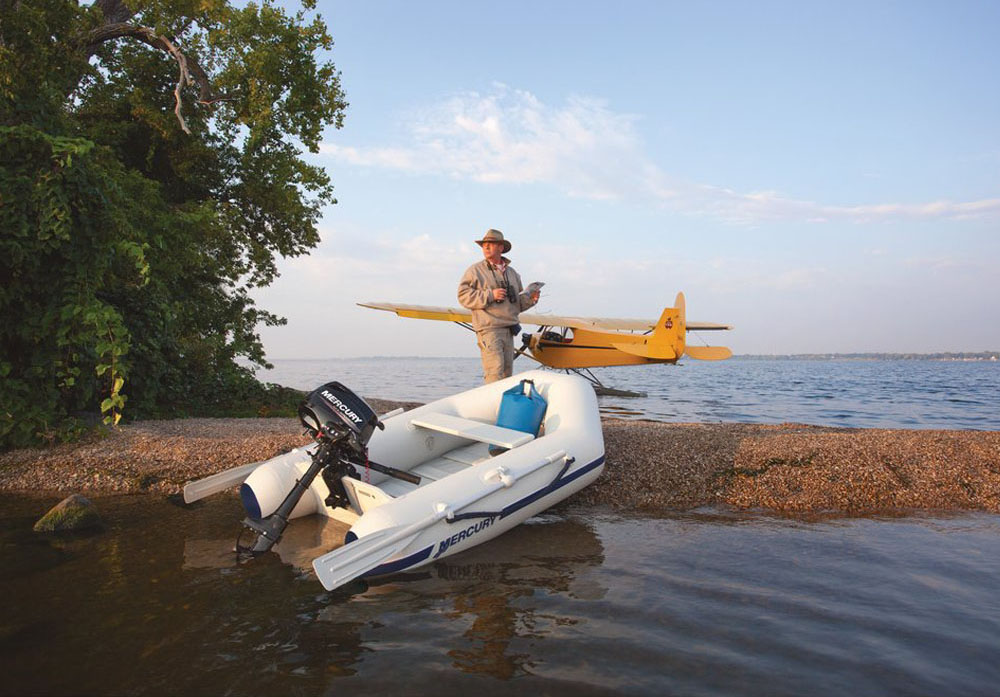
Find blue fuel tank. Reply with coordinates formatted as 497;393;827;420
496;379;548;436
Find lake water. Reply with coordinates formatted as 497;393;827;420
3;495;1000;697
3;357;999;695
257;356;1000;430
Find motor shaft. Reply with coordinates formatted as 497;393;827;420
240;442;331;555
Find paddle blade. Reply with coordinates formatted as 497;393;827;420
183;460;262;504
312;525;420;591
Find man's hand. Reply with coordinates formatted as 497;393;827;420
492;287;507;302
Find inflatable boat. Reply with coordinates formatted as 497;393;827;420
184;370;605;591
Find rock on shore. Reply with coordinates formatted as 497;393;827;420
32;494;103;532
1;399;998;515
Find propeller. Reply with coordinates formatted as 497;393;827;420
512;329;535;361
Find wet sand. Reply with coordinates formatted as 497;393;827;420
2;398;998;514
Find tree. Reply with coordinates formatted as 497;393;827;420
0;0;347;448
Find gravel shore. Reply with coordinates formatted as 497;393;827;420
2;398;998;515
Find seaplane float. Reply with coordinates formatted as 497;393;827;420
183;370;604;592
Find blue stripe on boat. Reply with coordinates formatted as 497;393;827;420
360;454;605;577
499;454;605;519
362;544;434;578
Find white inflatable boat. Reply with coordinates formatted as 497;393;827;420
184;370;605;591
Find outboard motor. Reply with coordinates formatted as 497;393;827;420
239;381;382;556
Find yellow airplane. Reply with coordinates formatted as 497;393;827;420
359;292;732;394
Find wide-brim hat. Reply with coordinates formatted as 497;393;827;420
475;228;511;253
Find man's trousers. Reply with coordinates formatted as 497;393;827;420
476;327;514;383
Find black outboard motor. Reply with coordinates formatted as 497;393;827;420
299;381;382;450
239;381;382;556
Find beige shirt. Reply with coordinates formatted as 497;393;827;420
457;257;538;331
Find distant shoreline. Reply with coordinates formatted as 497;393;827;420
258;352;1000;362
734;352;999;361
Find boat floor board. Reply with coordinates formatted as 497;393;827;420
378;477;415;498
376;451;468;497
441;442;493;466
412;458;468;482
376;440;499;497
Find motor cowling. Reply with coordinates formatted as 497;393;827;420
298;381;380;455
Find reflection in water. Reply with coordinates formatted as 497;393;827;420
5;494;1000;696
182;514;349;573
313;514;607;681
181;537;236;570
449;592;522;679
432;516;606;679
0;495;374;695
174;501;608;684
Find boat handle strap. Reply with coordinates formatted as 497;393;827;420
446;454;576;524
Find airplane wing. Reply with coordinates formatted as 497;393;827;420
358;302;473;323
521;314;732;331
359;302;732;332
519;312;654;331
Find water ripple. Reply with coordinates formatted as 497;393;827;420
258;357;1000;430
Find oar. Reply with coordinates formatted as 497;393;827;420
379;407;405;420
183;460;265;503
312;449;568;591
312;509;447;590
183;444;314;504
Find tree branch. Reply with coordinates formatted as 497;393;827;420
159;33;193;134
81;9;235;134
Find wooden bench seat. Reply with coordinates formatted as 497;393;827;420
409;412;534;449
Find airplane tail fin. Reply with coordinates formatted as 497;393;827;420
612;292;732;361
613;291;733;361
648;291;688;359
612;292;686;360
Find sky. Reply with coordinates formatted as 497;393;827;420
252;1;1000;359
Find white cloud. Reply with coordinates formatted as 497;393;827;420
902;255;982;272
320;84;1000;225
293;228;469;298
321;84;653;200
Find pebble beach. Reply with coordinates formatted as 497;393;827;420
2;397;999;515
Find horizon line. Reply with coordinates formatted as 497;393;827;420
256;351;1000;362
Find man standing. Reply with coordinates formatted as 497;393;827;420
458;229;540;383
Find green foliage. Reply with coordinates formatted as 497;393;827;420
0;0;346;449
0;125;141;444
0;0;91;132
